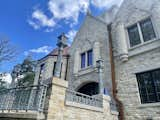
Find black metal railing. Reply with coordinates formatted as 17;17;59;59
0;85;47;112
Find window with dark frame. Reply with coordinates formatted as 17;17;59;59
127;17;156;47
140;18;156;42
87;50;93;66
81;53;86;68
136;69;160;104
128;24;141;47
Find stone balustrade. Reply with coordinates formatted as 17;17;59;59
65;89;103;108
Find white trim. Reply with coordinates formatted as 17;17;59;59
137;23;144;44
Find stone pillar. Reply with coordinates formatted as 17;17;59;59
102;95;118;120
47;77;68;120
73;49;80;74
54;46;63;77
93;42;100;66
96;59;104;94
117;22;128;62
54;33;68;78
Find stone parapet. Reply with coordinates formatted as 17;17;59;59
46;77;118;120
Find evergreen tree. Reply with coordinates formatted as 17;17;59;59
11;56;37;87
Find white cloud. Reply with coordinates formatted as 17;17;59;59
29;10;56;30
24;46;52;56
66;30;77;43
29;0;124;31
91;0;123;9
48;0;89;24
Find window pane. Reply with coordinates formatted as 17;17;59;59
81;53;85;68
87;50;93;66
152;70;160;101
140;18;156;42
137;72;157;103
128;24;141;47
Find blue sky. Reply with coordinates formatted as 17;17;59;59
0;0;123;73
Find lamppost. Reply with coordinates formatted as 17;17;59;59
96;59;104;94
54;33;68;78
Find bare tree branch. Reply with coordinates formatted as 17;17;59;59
0;38;17;63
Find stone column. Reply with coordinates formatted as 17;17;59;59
54;33;68;78
47;77;68;120
96;59;104;94
102;95;119;120
117;22;128;62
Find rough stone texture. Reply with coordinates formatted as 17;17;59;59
68;14;112;95
34;55;69;85
111;0;160;119
46;77;118;120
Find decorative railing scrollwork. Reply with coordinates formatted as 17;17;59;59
0;84;47;112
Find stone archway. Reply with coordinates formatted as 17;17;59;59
77;82;99;96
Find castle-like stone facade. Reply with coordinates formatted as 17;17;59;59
31;0;160;119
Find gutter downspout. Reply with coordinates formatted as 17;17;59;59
108;24;124;120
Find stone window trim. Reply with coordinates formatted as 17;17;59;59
126;17;159;49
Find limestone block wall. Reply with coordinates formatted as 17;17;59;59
110;0;160;119
114;48;160;120
68;14;112;94
34;56;69;85
46;77;118;120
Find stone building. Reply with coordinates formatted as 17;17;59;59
34;46;70;85
68;0;160;119
0;0;160;120
112;0;160;119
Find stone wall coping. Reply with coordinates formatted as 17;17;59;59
0;111;45;120
52;77;68;88
138;102;160;108
65;101;103;112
